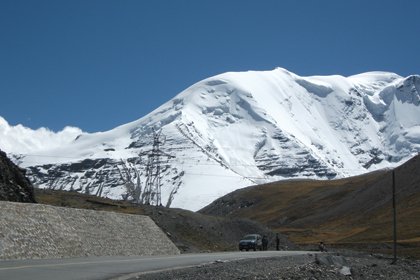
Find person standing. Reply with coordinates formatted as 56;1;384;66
262;235;268;250
318;241;327;252
276;233;280;251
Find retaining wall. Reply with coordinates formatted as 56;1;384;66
0;201;180;259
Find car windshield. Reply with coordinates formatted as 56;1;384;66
242;235;257;240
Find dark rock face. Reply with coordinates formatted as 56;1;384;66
0;149;35;203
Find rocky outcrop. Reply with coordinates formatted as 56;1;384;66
0;149;35;203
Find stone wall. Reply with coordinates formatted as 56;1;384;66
0;201;180;260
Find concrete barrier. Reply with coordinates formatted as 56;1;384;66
0;201;180;260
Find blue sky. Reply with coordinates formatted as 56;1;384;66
1;0;419;132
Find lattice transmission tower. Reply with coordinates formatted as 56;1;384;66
142;129;173;206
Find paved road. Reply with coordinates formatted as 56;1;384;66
0;251;314;280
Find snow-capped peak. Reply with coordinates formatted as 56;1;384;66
1;68;419;211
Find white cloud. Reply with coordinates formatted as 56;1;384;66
0;116;83;154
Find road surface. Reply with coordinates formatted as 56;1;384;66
0;251;315;280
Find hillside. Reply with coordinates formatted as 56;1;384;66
34;189;294;253
1;68;419;210
0;149;35;202
201;154;420;258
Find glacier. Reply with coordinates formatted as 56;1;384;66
1;68;419;211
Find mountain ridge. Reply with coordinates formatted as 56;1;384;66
1;68;419;210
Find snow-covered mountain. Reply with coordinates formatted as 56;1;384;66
1;68;420;211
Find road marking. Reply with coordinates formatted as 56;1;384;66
0;253;240;271
0;255;183;271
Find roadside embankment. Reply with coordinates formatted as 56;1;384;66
0;201;180;260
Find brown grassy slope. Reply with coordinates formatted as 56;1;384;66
200;155;420;257
35;189;146;214
35;189;294;253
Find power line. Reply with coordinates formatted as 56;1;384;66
182;172;267;180
15;155;370;170
14;153;371;172
12;154;82;159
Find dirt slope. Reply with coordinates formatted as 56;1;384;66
201;154;420;258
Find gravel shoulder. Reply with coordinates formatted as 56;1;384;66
127;251;420;280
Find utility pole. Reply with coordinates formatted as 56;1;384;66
392;169;397;264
